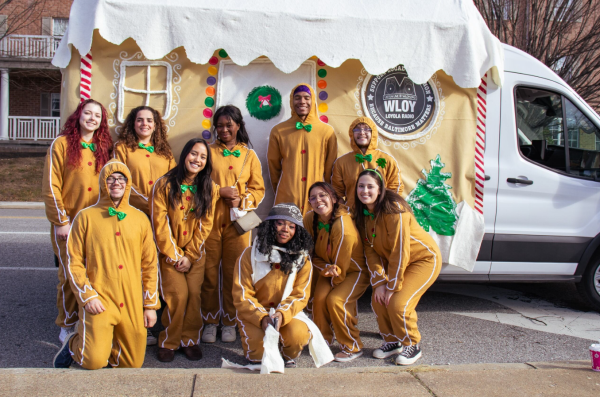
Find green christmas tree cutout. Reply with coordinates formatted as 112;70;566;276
407;155;458;236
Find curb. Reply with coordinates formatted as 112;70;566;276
0;201;45;210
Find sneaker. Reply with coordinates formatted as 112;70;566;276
53;331;75;368
221;326;236;343
373;342;403;359
58;324;76;344
334;350;363;362
202;324;217;343
284;359;297;368
146;329;157;346
395;344;422;365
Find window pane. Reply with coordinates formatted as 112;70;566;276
564;98;600;179
51;93;60;117
53;18;69;37
515;87;566;172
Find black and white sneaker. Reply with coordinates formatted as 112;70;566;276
53;332;75;368
372;342;403;359
284;359;297;368
395;344;421;365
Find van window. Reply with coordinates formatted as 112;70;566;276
564;99;600;178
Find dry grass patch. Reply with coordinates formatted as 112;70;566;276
0;156;45;201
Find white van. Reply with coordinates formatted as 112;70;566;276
439;44;600;311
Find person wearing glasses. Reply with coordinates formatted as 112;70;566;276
303;182;369;362
201;105;265;344
42;99;113;344
331;117;403;208
53;160;159;369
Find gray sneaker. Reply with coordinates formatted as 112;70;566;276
59;324;76;344
202;324;217;343
221;326;236;343
373;342;403;359
146;329;157;346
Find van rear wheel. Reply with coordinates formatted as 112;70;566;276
577;259;600;312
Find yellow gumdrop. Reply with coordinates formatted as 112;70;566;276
318;103;328;113
208;66;218;76
202;119;211;129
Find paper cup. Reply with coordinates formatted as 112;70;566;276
590;344;600;372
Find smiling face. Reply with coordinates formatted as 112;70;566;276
184;142;208;178
79;103;102;134
216;115;239;146
134;109;155;141
106;172;127;201
357;174;380;208
308;186;336;218
274;219;296;245
353;123;372;149
293;91;312;117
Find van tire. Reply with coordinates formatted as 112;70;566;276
576;259;600;312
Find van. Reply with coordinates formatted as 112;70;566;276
439;44;600;311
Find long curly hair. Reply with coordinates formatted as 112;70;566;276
308;182;340;247
61;99;112;173
255;220;314;275
353;169;412;233
165;138;213;219
117;106;173;159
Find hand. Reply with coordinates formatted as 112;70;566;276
323;265;339;278
272;311;283;332
56;223;71;241
373;285;387;306
384;289;395;307
175;256;191;273
261;315;274;331
219;187;239;200
84;298;106;315
223;197;241;208
144;309;157;328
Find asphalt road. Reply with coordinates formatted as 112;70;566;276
1;208;598;369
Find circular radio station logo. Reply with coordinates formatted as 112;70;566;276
362;65;437;140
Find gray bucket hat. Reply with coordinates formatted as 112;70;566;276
264;203;304;227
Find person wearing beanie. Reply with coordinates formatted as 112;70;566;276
53;160;159;369
267;84;338;215
331;117;403;208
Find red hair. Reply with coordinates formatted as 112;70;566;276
60;99;113;173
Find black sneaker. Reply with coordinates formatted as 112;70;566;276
53;332;75;368
372;342;403;359
395;344;421;365
285;359;297;368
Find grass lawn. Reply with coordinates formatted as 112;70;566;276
0;156;45;201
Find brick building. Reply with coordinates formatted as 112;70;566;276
0;0;73;140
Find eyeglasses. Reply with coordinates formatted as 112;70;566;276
308;192;330;203
106;177;128;184
353;128;372;135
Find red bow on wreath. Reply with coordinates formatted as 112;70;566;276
258;95;272;108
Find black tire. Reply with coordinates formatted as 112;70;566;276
577;259;600;312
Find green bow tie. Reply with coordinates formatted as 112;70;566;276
223;149;241;157
376;158;387;169
318;222;330;232
363;209;375;220
138;142;155;153
295;122;312;132
181;184;197;194
81;142;96;152
355;153;372;164
108;207;126;221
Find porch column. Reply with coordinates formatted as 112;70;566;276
0;68;8;140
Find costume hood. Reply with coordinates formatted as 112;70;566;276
97;159;133;211
289;83;319;125
348;117;379;154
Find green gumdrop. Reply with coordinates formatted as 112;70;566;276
205;97;215;107
318;69;327;78
219;49;228;58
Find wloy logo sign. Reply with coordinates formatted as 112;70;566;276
361;65;440;141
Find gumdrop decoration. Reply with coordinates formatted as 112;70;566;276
406;155;457;236
246;85;283;121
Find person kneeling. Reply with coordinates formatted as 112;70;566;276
53;159;160;369
233;204;319;367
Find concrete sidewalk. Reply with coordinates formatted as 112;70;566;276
1;361;598;396
0;201;44;209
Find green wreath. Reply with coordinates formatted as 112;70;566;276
246;85;282;121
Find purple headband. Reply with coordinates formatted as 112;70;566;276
293;85;311;95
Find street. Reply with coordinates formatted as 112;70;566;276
1;208;598;369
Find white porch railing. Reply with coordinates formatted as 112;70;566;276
9;116;61;140
0;35;60;59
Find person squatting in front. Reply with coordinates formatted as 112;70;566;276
303;182;370;362
151;138;219;362
331;117;403;209
355;169;441;365
42;99;113;344
267;84;338;215
201;105;265;344
233;204;315;367
53;159;159;369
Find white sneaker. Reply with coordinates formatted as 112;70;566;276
334;350;363;362
221;326;236;343
146;329;158;346
202;324;217;343
59;324;77;344
373;342;403;359
395;344;422;366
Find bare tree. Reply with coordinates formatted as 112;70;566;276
474;0;600;108
0;0;48;40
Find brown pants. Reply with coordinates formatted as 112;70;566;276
52;225;78;327
372;258;440;346
237;318;310;362
158;254;206;350
312;270;370;354
201;224;251;326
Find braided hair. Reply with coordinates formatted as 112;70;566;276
308;182;340;247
